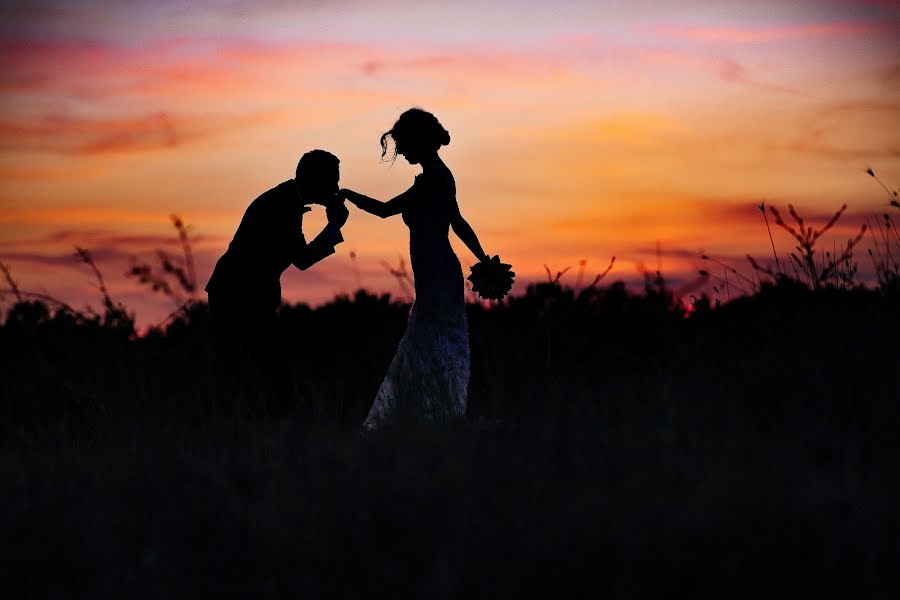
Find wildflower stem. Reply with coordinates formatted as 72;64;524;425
0;261;23;303
760;204;782;275
75;246;113;309
869;171;896;202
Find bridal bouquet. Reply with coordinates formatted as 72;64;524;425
468;255;515;301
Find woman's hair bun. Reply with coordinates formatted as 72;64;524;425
438;127;451;147
380;108;452;159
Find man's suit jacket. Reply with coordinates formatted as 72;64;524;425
205;180;343;312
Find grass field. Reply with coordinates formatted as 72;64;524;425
2;275;899;597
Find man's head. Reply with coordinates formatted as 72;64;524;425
295;149;340;205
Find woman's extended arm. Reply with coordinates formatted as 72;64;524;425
341;188;412;219
450;206;488;262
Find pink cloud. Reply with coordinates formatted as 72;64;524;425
0;35;579;101
716;58;799;93
0;112;178;155
0;108;291;156
764;137;900;160
627;49;791;91
0;37;370;99
360;49;563;80
650;20;900;43
0;35;590;160
0;229;225;252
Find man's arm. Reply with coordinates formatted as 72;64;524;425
291;203;348;270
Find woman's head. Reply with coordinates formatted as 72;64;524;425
381;108;450;165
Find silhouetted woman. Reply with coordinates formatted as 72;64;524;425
339;108;488;430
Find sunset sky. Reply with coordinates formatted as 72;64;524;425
1;0;898;326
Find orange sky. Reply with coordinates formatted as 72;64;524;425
1;1;898;326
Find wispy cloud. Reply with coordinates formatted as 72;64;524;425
716;58;799;94
0;112;178;155
627;47;799;94
765;138;900;160
0;38;360;97
360;49;564;79
0;36;578;152
767;98;900;160
650;20;899;43
0;207;195;226
0;109;293;156
1;247;131;267
884;62;900;85
0;229;225;251
0;36;569;99
814;99;900;116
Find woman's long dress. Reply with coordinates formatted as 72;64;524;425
363;169;470;430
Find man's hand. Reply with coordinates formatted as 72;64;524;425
326;200;349;228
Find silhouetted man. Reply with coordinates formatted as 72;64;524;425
205;149;349;416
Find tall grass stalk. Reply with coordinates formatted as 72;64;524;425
0;260;23;303
758;202;782;275
748;203;865;291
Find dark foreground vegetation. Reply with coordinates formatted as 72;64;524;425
3;182;900;597
1;275;899;598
